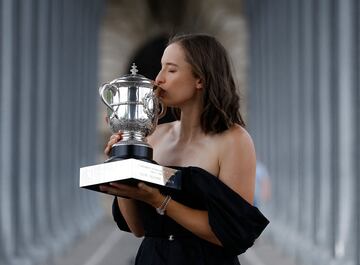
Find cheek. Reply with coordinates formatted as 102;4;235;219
174;86;197;101
162;86;196;107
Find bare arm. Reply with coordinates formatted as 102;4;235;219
104;132;145;237
104;125;171;237
103;181;222;245
218;126;256;205
117;198;144;237
160;197;222;245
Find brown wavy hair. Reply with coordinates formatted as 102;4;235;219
168;33;245;134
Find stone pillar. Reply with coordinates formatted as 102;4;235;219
316;0;334;263
246;0;359;265
16;0;35;260
31;0;55;261
334;0;357;263
47;0;69;252
356;3;360;264
287;0;301;257
0;0;29;264
0;0;104;264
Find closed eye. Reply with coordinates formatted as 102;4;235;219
161;62;179;73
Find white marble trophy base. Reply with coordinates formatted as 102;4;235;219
79;158;180;193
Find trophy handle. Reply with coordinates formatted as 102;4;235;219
152;84;166;119
99;83;117;115
143;93;166;120
158;102;167;119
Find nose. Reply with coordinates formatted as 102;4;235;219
154;70;164;86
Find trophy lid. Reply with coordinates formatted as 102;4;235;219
110;63;153;86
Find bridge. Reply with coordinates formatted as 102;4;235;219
0;0;359;265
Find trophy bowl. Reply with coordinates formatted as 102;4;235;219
79;64;181;194
99;63;165;162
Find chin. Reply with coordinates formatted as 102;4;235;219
159;97;172;106
159;96;187;108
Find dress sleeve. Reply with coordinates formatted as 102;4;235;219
112;196;131;232
184;167;270;255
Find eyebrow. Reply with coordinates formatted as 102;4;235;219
162;62;179;67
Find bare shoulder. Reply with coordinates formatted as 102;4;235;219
147;121;177;146
218;124;256;204
220;124;254;149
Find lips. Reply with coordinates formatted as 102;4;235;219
159;89;166;98
153;85;166;98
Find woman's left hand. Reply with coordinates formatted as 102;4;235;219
99;182;164;208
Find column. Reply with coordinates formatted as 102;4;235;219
356;2;360;264
80;0;103;229
47;0;68;250
32;0;52;259
316;0;334;263
334;0;356;263
0;0;105;264
16;0;39;262
299;0;316;247
0;0;30;264
288;0;301;251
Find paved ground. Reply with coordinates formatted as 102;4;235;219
51;212;297;265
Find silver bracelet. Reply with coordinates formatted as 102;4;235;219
155;195;171;215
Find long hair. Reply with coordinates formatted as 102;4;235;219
168;33;245;134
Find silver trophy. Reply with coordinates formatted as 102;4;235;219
79;64;181;193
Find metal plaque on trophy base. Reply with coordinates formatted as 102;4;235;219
79;64;181;194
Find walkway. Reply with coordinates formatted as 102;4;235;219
52;213;297;265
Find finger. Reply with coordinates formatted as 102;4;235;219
110;134;122;145
109;183;141;196
104;143;113;155
138;182;153;193
111;132;123;140
100;184;132;197
109;182;134;189
104;134;123;155
110;134;121;141
99;185;110;192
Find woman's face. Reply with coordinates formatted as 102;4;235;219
155;43;202;107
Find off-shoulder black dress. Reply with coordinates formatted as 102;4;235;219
112;166;269;265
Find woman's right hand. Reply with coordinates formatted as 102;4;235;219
104;131;123;156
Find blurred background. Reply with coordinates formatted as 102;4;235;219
0;0;359;265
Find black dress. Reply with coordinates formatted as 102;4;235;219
112;166;269;265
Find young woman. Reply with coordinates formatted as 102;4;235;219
100;33;269;265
